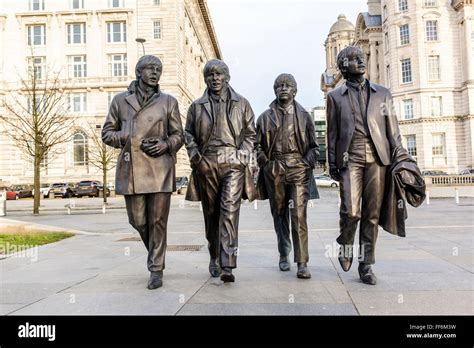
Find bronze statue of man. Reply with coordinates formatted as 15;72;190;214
102;55;184;289
185;59;256;283
256;73;319;279
326;46;404;285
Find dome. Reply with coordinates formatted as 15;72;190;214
329;14;355;34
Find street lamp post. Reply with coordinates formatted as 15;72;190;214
135;38;146;56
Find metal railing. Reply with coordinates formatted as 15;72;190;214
425;175;474;186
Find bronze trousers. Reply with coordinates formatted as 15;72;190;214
263;154;310;263
124;193;171;272
196;152;245;269
337;139;386;265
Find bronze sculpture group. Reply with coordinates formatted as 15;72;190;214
103;47;424;289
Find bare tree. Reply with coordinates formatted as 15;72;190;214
0;61;74;214
85;123;119;204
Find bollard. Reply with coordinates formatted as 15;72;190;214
455;188;459;205
0;190;6;216
426;190;430;205
199;202;202;211
67;205;71;215
102;203;106;214
254;200;258;210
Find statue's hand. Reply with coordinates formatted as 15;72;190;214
141;140;168;157
329;166;341;182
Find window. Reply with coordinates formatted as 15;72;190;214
432;133;445;156
403;99;414;120
71;0;84;9
27;95;44;114
383;5;388;20
428;55;440;80
107;22;127;43
67;23;86;44
398;0;408;12
27;25;46;46
153;0;160;4
384;32;389;51
424;0;437;7
153;20;162;39
73;132;88;166
426;20;438;41
401;58;412;83
109;0;124;7
29;0;44;11
406;135;417;157
68;55;87;78
69;93;87;113
399;24;410;45
28;56;45;80
108;54;127;76
430;96;442;117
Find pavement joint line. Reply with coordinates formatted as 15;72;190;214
314;230;361;315
405;239;474;274
174;275;212;316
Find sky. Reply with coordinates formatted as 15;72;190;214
207;0;367;113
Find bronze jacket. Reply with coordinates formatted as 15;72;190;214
255;100;320;200
326;80;403;169
102;82;184;195
184;86;257;201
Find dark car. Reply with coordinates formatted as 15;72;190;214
421;170;447;176
75;180;110;198
7;185;33;200
176;176;189;195
459;169;474;175
51;183;74;198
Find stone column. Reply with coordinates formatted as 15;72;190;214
464;7;473;82
369;42;378;83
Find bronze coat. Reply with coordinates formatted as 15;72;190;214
326;81;403;169
102;84;184;194
184;86;257;202
255;100;320;201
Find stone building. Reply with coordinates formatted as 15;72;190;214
0;0;221;186
321;0;474;174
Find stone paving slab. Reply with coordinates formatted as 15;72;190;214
1;193;473;315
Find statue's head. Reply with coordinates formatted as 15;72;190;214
336;46;366;79
273;73;297;105
203;59;230;94
135;55;163;86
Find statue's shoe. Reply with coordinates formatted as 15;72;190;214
296;263;311;279
147;271;163;290
338;245;353;272
209;258;221;278
220;267;235;283
279;256;290;271
358;264;377;285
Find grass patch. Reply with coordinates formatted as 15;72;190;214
0;226;74;255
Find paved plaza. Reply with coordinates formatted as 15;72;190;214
0;189;473;315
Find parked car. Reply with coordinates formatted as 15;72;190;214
421;170;447;176
459;169;474;175
32;183;54;198
314;175;338;188
6;185;33;200
51;183;74;198
74;180;110;198
176;176;189;195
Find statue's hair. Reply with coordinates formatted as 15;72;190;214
203;59;230;81
135;55;163;79
336;46;364;78
273;73;297;92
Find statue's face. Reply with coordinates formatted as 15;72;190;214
205;66;227;94
139;63;162;87
274;80;296;105
344;51;366;77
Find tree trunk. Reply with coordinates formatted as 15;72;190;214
33;157;40;215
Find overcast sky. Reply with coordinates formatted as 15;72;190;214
207;0;367;113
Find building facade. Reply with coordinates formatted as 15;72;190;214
321;0;474;174
0;0;221;186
